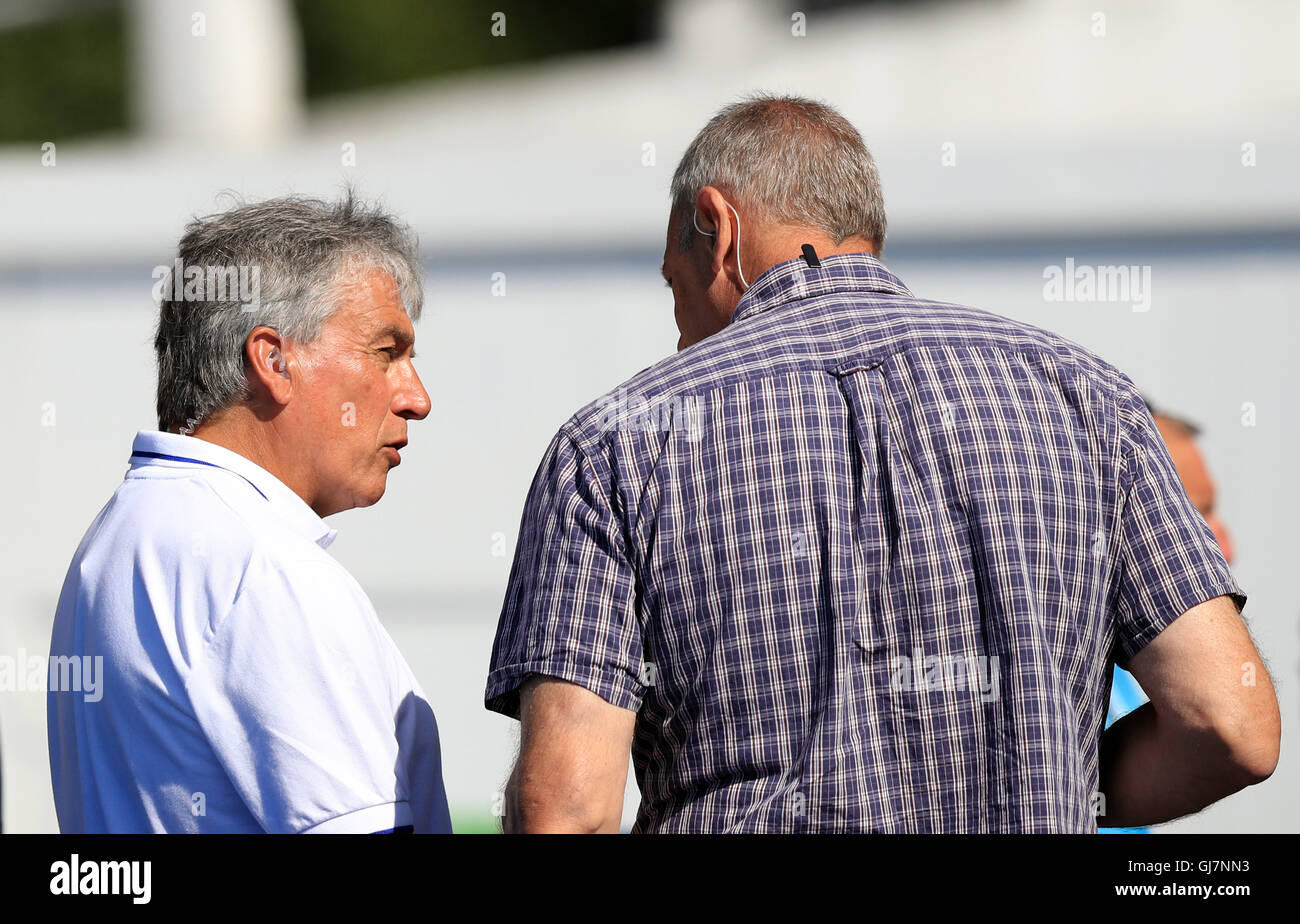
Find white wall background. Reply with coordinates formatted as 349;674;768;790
1;0;1296;831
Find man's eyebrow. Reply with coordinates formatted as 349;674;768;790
660;262;668;280
374;324;414;350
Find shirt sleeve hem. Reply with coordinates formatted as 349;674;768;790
1116;575;1247;669
298;801;412;834
485;652;643;719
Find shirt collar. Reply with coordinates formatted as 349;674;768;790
128;430;338;549
730;251;913;326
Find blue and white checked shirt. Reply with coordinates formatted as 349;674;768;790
485;252;1244;833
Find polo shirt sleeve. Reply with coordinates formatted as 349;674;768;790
485;423;644;719
1110;378;1246;669
186;550;417;834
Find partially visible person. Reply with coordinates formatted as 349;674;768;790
1101;398;1239;834
49;192;452;833
1153;409;1235;565
485;94;1280;833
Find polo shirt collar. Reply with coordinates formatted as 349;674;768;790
128;430;338;549
730;251;913;326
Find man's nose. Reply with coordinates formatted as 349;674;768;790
396;362;432;420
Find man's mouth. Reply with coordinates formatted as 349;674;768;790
383;439;407;465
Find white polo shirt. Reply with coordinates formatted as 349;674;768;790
48;430;452;833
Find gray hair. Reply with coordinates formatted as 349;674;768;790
154;190;422;433
670;94;887;253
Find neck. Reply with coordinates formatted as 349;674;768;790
188;410;311;506
746;229;877;283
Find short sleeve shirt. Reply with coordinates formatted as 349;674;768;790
49;430;453;833
485;252;1243;833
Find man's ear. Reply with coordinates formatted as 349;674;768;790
245;326;293;408
694;186;735;278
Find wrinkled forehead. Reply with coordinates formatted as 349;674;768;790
323;266;414;337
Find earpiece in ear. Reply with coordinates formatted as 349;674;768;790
268;348;288;378
692;202;749;289
692;209;715;237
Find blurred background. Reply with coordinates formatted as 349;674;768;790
0;0;1296;833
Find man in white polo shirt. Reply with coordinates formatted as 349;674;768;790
48;192;451;833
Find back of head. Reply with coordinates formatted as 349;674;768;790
670;94;887;253
153;190;422;434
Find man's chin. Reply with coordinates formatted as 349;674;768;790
364;481;388;507
351;477;389;511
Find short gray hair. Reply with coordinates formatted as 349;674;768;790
154;190;422;433
670;94;887;253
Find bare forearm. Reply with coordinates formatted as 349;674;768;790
511;804;619;833
1097;702;1264;827
505;677;635;833
503;761;622;833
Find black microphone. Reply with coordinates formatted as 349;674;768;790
801;244;821;267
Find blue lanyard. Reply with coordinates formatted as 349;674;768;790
130;450;269;501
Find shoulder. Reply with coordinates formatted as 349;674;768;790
884;295;1128;385
75;468;361;635
70;473;263;600
560;338;733;456
121;466;343;566
565;300;1129;447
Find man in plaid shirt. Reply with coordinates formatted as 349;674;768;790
485;94;1279;832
